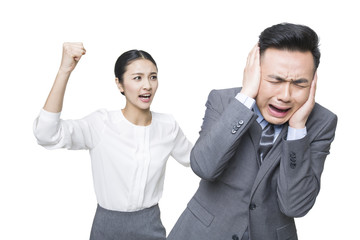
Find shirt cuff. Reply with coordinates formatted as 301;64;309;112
235;92;256;109
39;108;61;121
287;126;307;140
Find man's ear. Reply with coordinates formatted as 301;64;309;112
115;78;124;93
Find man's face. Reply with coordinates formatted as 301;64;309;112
256;48;315;125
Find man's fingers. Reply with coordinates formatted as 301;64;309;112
241;43;261;98
247;43;259;66
309;72;317;100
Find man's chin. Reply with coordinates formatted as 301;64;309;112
264;115;289;126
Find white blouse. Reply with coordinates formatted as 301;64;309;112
33;109;193;212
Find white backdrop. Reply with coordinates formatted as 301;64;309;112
1;0;358;239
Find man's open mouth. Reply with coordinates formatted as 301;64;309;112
269;104;290;113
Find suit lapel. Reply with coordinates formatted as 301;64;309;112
250;123;288;196
248;121;262;157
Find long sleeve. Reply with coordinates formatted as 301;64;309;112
171;121;193;167
277;105;338;217
33;109;106;150
190;89;258;181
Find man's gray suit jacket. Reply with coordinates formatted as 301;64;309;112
168;88;337;240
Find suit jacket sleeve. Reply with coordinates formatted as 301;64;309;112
277;105;338;217
190;89;258;181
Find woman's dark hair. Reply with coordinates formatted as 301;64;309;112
259;23;320;71
114;50;157;95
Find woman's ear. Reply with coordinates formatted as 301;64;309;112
115;78;125;94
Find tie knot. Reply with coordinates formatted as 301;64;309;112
260;123;274;142
264;123;274;133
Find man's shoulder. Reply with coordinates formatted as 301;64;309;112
307;102;337;130
208;87;242;98
205;87;241;107
206;87;242;106
312;103;336;119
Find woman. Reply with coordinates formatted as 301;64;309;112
33;42;193;240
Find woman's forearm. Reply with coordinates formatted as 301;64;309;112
42;42;86;113
43;69;71;113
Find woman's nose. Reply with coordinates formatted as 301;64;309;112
143;79;152;90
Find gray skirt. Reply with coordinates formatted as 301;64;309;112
90;204;166;240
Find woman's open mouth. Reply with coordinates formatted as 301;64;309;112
139;94;151;103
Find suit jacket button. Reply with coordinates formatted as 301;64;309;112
290;162;296;169
232;234;239;240
238;120;244;125
232;129;237;134
249;203;256;210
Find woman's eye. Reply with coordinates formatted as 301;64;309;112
133;76;141;80
150;75;158;80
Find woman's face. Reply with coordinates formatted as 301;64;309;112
116;59;158;111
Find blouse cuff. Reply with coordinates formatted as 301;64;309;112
39;108;61;121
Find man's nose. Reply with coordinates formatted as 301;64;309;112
277;82;291;102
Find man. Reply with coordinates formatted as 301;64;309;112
168;23;337;240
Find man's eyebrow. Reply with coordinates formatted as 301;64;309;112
268;74;285;81
293;78;309;83
267;74;309;83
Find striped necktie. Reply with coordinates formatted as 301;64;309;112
258;123;275;163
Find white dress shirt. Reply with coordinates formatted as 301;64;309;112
33;109;193;212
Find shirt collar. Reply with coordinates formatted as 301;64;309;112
253;103;284;136
253;104;268;129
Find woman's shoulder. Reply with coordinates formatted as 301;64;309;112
84;108;109;119
151;111;178;128
152;111;175;122
81;108;116;125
